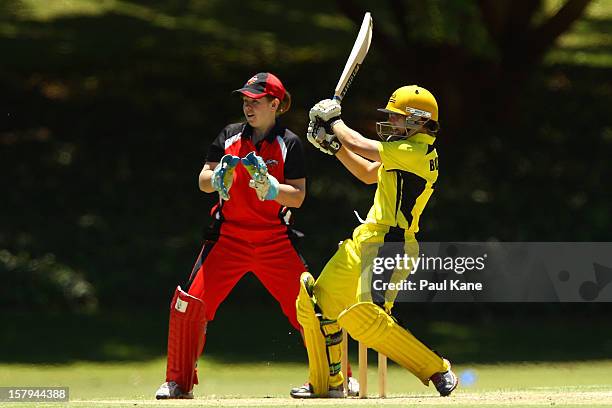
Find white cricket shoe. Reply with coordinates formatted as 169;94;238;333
289;383;345;399
347;376;360;397
155;381;193;399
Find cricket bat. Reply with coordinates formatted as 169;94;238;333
314;12;373;148
334;12;373;102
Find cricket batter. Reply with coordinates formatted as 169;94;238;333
155;72;308;399
291;85;458;398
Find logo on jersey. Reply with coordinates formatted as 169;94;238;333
265;159;279;168
429;157;439;171
175;298;188;313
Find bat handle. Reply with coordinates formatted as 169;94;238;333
333;95;343;104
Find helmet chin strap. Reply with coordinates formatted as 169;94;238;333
405;126;421;138
386;130;417;141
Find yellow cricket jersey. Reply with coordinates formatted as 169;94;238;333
365;133;438;233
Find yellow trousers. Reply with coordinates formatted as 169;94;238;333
313;223;418;320
313;223;447;384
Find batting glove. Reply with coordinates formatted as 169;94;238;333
309;99;343;133
241;151;280;201
306;120;341;155
211;154;241;201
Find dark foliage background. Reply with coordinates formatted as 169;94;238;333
1;0;610;332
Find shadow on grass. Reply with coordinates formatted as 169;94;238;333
2;275;612;365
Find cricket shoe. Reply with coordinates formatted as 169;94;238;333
289;383;345;399
429;359;458;396
155;381;193;399
347;376;360;397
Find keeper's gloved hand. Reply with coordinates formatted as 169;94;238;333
211;154;240;200
241;151;280;201
306;120;341;155
309;99;343;133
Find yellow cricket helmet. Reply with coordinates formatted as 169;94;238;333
377;85;438;121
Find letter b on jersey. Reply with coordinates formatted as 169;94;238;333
429;157;439;171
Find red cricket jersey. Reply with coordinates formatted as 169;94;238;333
206;122;305;239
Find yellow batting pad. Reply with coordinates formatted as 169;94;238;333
338;302;448;384
320;319;344;388
296;272;329;396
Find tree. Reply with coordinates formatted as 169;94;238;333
336;0;593;133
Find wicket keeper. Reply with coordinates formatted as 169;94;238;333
291;86;458;398
156;72;309;399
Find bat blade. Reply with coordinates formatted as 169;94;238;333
333;12;373;102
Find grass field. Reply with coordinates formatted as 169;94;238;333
1;359;612;407
2;306;612;407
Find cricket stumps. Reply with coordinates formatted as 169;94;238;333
341;329;387;398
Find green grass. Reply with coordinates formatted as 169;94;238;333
2;305;612;408
1;359;612;407
4;306;612;365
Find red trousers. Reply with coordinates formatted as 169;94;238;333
187;231;306;329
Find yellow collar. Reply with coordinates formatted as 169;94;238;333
408;133;436;145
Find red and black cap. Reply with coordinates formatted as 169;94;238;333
233;72;286;100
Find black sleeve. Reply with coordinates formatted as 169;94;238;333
206;127;227;163
284;131;306;180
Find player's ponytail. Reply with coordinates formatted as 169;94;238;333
277;91;291;115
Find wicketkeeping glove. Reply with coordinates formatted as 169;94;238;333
306;120;341;155
211;154;240;201
309;99;343;133
241;151;280;201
